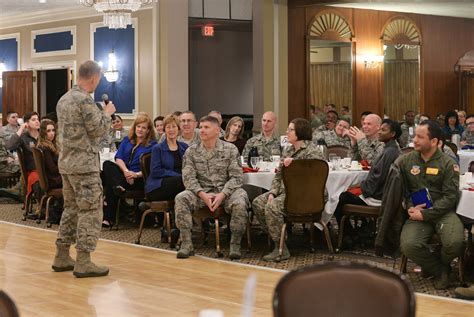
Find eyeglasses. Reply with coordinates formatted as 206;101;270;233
467;122;474;126
286;128;295;133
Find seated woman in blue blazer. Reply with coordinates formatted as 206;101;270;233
145;115;188;202
102;113;157;227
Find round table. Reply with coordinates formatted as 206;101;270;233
458;150;474;173
243;169;369;226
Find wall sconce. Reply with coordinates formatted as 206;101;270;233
100;50;119;82
0;60;6;88
360;55;384;69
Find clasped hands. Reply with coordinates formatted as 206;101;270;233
408;203;426;221
199;192;226;212
124;170;140;185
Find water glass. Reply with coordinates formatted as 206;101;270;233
250;157;259;169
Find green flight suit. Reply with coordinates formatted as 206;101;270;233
398;149;464;277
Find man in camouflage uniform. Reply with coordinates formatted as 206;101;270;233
0;111;19;144
52;60;116;278
242;111;281;161
313;119;351;148
348;114;384;164
208;110;225;138
399;121;464;290
160;111;201;146
312;110;339;136
175;115;249;260
0;133;19;174
340;106;352;125
461;114;474;146
252;118;325;261
399;110;416;148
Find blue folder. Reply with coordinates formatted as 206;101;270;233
410;188;433;209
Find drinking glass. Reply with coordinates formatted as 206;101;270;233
328;153;337;163
250;157;259;169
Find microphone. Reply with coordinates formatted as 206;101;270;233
102;94;116;121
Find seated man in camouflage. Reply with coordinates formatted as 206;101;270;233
312;110;339;137
0;133;20;199
0;111;19;144
313;118;351;148
242;111;281;161
252;118;325;261
399;120;464;290
348;113;384;164
461;114;474;146
174;116;249;259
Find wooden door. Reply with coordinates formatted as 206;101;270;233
2;71;34;122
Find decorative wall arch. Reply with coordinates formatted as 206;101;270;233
308;11;354;42
381;16;421;47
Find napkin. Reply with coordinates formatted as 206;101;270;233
243;167;259;173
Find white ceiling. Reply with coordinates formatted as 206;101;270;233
1;1;474;28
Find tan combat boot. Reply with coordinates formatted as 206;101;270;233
263;243;290;262
73;251;109;278
229;232;243;260
454;285;474;300
51;244;75;272
177;230;194;259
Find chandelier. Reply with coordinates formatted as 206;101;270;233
80;0;154;29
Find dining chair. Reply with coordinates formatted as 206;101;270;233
273;261;416;317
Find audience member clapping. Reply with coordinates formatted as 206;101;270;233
348;113;383;164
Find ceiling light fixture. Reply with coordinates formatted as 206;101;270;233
79;0;155;29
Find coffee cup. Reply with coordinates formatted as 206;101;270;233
350;160;359;170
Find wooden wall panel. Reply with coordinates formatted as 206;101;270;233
288;7;307;120
288;4;474;124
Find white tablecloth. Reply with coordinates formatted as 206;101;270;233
243;169;369;225
456;189;474;220
458;150;474;173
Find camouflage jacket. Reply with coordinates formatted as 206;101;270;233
313;129;351;148
398;122;415;148
351;136;384;164
270;140;325;196
0;133;19;174
182;138;243;197
0;125;19;145
57;86;112;174
242;133;282;161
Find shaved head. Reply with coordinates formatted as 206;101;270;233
363;114;382;138
262;111;277;136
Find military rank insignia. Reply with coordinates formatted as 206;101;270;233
411;165;421;175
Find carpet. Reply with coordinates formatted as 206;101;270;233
0;202;470;298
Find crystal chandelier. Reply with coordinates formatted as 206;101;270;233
80;0;154;29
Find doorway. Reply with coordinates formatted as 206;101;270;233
37;69;70;118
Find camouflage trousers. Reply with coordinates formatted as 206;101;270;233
252;192;286;242
56;173;103;253
175;188;249;234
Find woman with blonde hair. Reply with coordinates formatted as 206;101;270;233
146;115;188;201
221;116;246;154
102;113;157;227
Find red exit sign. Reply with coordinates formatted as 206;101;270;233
202;25;214;37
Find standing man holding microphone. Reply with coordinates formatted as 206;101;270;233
51;60;116;278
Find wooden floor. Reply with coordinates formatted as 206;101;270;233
0;222;472;317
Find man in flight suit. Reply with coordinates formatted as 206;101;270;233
399;120;464;289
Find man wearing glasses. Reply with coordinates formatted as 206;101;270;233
461;114;474;146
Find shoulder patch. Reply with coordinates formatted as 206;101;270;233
410;165;420;175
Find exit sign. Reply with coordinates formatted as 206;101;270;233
202;25;214;37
